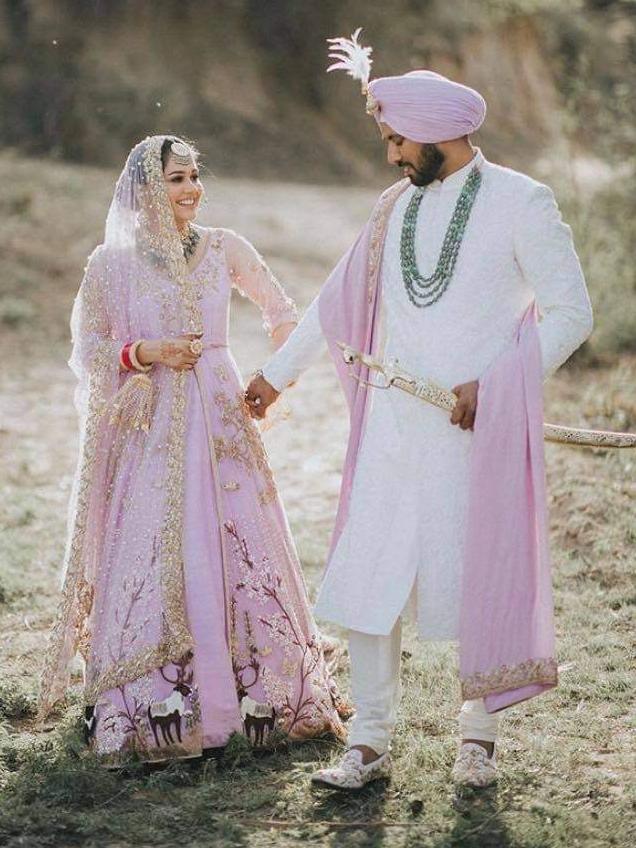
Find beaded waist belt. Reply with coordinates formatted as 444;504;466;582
338;343;636;449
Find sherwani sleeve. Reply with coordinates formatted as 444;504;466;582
514;184;593;377
261;295;326;392
225;230;299;345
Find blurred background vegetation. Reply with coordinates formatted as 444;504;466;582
0;0;634;357
1;0;635;177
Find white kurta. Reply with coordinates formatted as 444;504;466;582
264;151;593;640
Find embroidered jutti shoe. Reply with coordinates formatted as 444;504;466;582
311;749;391;790
451;743;497;788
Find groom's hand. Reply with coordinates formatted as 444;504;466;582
450;380;479;431
245;373;280;419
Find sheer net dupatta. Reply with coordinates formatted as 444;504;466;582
38;136;197;718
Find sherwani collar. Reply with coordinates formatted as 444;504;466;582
426;148;485;193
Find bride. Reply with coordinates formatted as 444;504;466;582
38;135;346;764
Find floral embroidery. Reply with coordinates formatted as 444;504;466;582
258;482;277;506
461;657;558;701
214;364;229;382
229;249;298;336
225;522;345;744
213;391;278;504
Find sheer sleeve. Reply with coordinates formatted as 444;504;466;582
224;230;299;338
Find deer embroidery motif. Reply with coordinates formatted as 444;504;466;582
240;695;276;746
147;660;194;748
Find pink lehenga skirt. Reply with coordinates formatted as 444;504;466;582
86;348;347;765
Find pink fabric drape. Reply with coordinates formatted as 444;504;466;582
319;180;410;555
460;305;557;711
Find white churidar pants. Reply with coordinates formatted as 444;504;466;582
347;621;500;754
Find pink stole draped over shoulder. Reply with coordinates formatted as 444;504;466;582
318;182;558;710
319;180;410;553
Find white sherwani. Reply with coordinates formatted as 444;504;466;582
264;151;592;640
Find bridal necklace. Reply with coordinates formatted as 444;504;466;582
181;225;201;262
400;166;482;308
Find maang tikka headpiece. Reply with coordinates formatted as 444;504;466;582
170;140;195;166
327;27;378;116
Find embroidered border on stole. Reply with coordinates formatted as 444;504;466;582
366;179;410;302
461;657;558;701
38;339;119;717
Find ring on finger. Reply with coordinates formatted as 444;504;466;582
189;338;204;356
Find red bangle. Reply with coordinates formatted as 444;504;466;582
120;342;133;371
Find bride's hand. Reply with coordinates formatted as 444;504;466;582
137;336;202;371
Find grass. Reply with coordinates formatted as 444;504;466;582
0;154;634;847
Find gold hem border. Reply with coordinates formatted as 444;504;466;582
83;634;194;705
460;657;558;702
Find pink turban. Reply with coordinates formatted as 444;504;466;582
367;70;486;143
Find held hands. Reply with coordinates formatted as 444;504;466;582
450;380;479;431
137;334;202;371
245;373;279;420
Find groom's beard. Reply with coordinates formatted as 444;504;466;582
400;143;445;186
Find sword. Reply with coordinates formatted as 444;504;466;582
338;343;636;449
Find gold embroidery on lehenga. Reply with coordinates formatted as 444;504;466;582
461;657;558;701
38;337;118;716
214;364;229;382
212;391;279;505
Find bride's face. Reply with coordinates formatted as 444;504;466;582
163;155;203;229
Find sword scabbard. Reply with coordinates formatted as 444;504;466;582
339;343;635;449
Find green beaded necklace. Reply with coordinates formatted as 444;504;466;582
400;166;482;308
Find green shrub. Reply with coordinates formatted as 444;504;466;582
0;680;37;721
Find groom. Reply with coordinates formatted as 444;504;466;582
246;58;592;789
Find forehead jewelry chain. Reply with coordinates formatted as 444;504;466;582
400;166;482;308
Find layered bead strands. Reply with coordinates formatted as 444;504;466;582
400;166;482;308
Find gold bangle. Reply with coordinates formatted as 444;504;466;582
129;339;152;373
